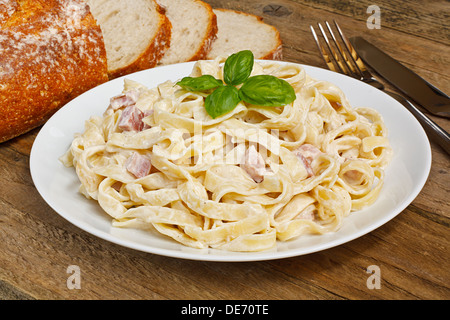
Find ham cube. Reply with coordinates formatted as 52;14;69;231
293;144;322;177
109;89;140;110
240;145;266;183
125;152;151;179
295;144;322;163
343;169;363;184
118;105;144;132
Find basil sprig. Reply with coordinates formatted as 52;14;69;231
176;50;296;119
205;85;241;119
239;75;296;107
176;75;223;92
223;50;254;85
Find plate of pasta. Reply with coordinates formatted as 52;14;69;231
30;53;431;261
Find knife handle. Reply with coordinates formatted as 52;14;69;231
387;91;450;155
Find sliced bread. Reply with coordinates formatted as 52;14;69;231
157;0;217;65
86;0;172;78
207;9;283;60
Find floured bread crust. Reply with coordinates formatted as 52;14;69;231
0;0;108;143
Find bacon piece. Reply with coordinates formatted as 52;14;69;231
296;152;314;177
109;89;140;110
293;144;322;177
296;144;322;162
343;169;363;184
111;181;123;192
125;152;151;179
118;105;144;132
240;145;266;183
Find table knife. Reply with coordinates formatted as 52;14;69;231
349;36;450;118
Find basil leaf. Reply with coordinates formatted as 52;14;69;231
177;75;223;92
223;50;254;86
205;85;241;119
239;75;296;107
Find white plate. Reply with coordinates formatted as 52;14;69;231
30;61;431;262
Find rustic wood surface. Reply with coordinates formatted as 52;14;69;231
0;0;449;300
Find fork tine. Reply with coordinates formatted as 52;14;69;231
316;23;348;74
324;21;358;76
333;21;367;79
310;25;340;73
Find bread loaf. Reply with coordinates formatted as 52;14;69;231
207;9;283;60
86;0;171;79
157;0;217;65
0;0;108;143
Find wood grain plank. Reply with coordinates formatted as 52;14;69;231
288;0;450;44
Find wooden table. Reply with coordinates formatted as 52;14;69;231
1;0;449;300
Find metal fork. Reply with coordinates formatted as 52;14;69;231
310;21;450;155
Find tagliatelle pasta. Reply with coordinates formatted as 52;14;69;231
60;56;392;252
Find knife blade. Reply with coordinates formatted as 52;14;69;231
349;36;450;118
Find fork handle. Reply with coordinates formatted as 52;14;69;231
387;91;450;155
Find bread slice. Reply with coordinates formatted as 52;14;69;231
86;0;171;78
207;9;283;60
157;0;217;65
